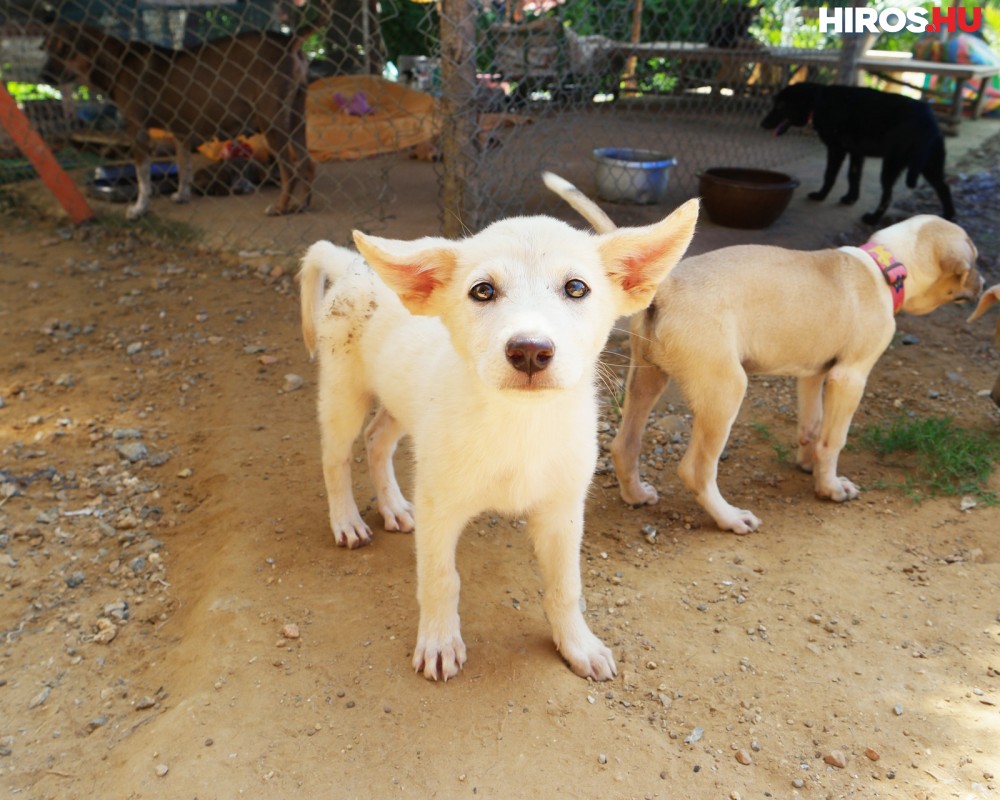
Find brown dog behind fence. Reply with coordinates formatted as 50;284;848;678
41;8;327;220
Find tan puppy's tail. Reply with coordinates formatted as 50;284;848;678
968;284;1000;346
542;172;617;234
298;240;340;359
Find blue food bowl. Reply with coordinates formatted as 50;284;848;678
593;147;677;204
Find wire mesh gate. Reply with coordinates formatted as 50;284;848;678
0;0;850;249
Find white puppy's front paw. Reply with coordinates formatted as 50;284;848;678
620;479;659;506
330;512;373;549
558;632;617;681
125;203;147;220
816;476;860;503
170;189;191;205
413;632;467;681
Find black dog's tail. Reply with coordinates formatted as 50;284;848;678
907;121;945;189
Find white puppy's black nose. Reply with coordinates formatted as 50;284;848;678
505;336;554;376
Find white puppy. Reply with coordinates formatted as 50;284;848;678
299;186;699;681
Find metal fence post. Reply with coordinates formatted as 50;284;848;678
439;0;479;238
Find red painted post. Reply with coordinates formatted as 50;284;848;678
0;82;93;224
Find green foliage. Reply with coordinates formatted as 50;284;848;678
750;421;793;465
856;415;1000;502
94;211;199;244
380;0;440;61
4;81;61;102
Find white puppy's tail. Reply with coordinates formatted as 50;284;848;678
298;240;342;359
542;171;617;234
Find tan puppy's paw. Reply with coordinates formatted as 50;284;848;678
816;476;860;502
330;512;373;549
558;632;618;681
710;503;761;535
413;631;467;682
619;479;659;506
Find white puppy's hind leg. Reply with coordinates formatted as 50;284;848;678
364;406;414;532
317;357;373;548
530;499;617;681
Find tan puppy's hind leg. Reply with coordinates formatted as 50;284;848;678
811;366;868;501
795;373;826;473
678;370;761;534
610;337;669;506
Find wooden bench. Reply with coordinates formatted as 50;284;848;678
600;42;1000;127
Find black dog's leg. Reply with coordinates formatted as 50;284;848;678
861;158;906;225
838;152;864;205
809;146;846;201
923;141;956;220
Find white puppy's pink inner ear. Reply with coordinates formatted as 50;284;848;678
387;262;444;304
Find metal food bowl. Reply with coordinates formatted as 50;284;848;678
593;147;677;204
698;167;800;229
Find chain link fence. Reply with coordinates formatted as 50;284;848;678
1;1;867;250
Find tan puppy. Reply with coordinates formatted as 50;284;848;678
544;174;983;532
968;285;1000;407
300;181;698;680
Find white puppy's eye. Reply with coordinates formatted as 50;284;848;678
469;282;495;302
564;279;590;299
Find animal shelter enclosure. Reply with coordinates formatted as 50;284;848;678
1;0;998;247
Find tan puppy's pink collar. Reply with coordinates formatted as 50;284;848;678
861;242;907;314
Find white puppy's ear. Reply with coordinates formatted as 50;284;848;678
353;231;458;316
597;198;699;314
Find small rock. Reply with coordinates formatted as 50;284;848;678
865;747;880;761
823;750;847;768
901;334;920;346
28;686;51;709
598;754;608;765
684;726;704;744
116;442;149;462
65;571;85;589
735;749;752;765
281;623;300;640
177;467;193;478
136;696;156;710
86;715;108;733
155;764;169;777
93;618;118;644
893;703;904;716
792;778;805;789
126;342;143;356
282;373;304;393
259;354;278;365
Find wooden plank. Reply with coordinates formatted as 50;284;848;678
0;82;93;224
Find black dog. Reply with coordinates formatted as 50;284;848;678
761;82;955;225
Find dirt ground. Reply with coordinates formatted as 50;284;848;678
2;134;1000;800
